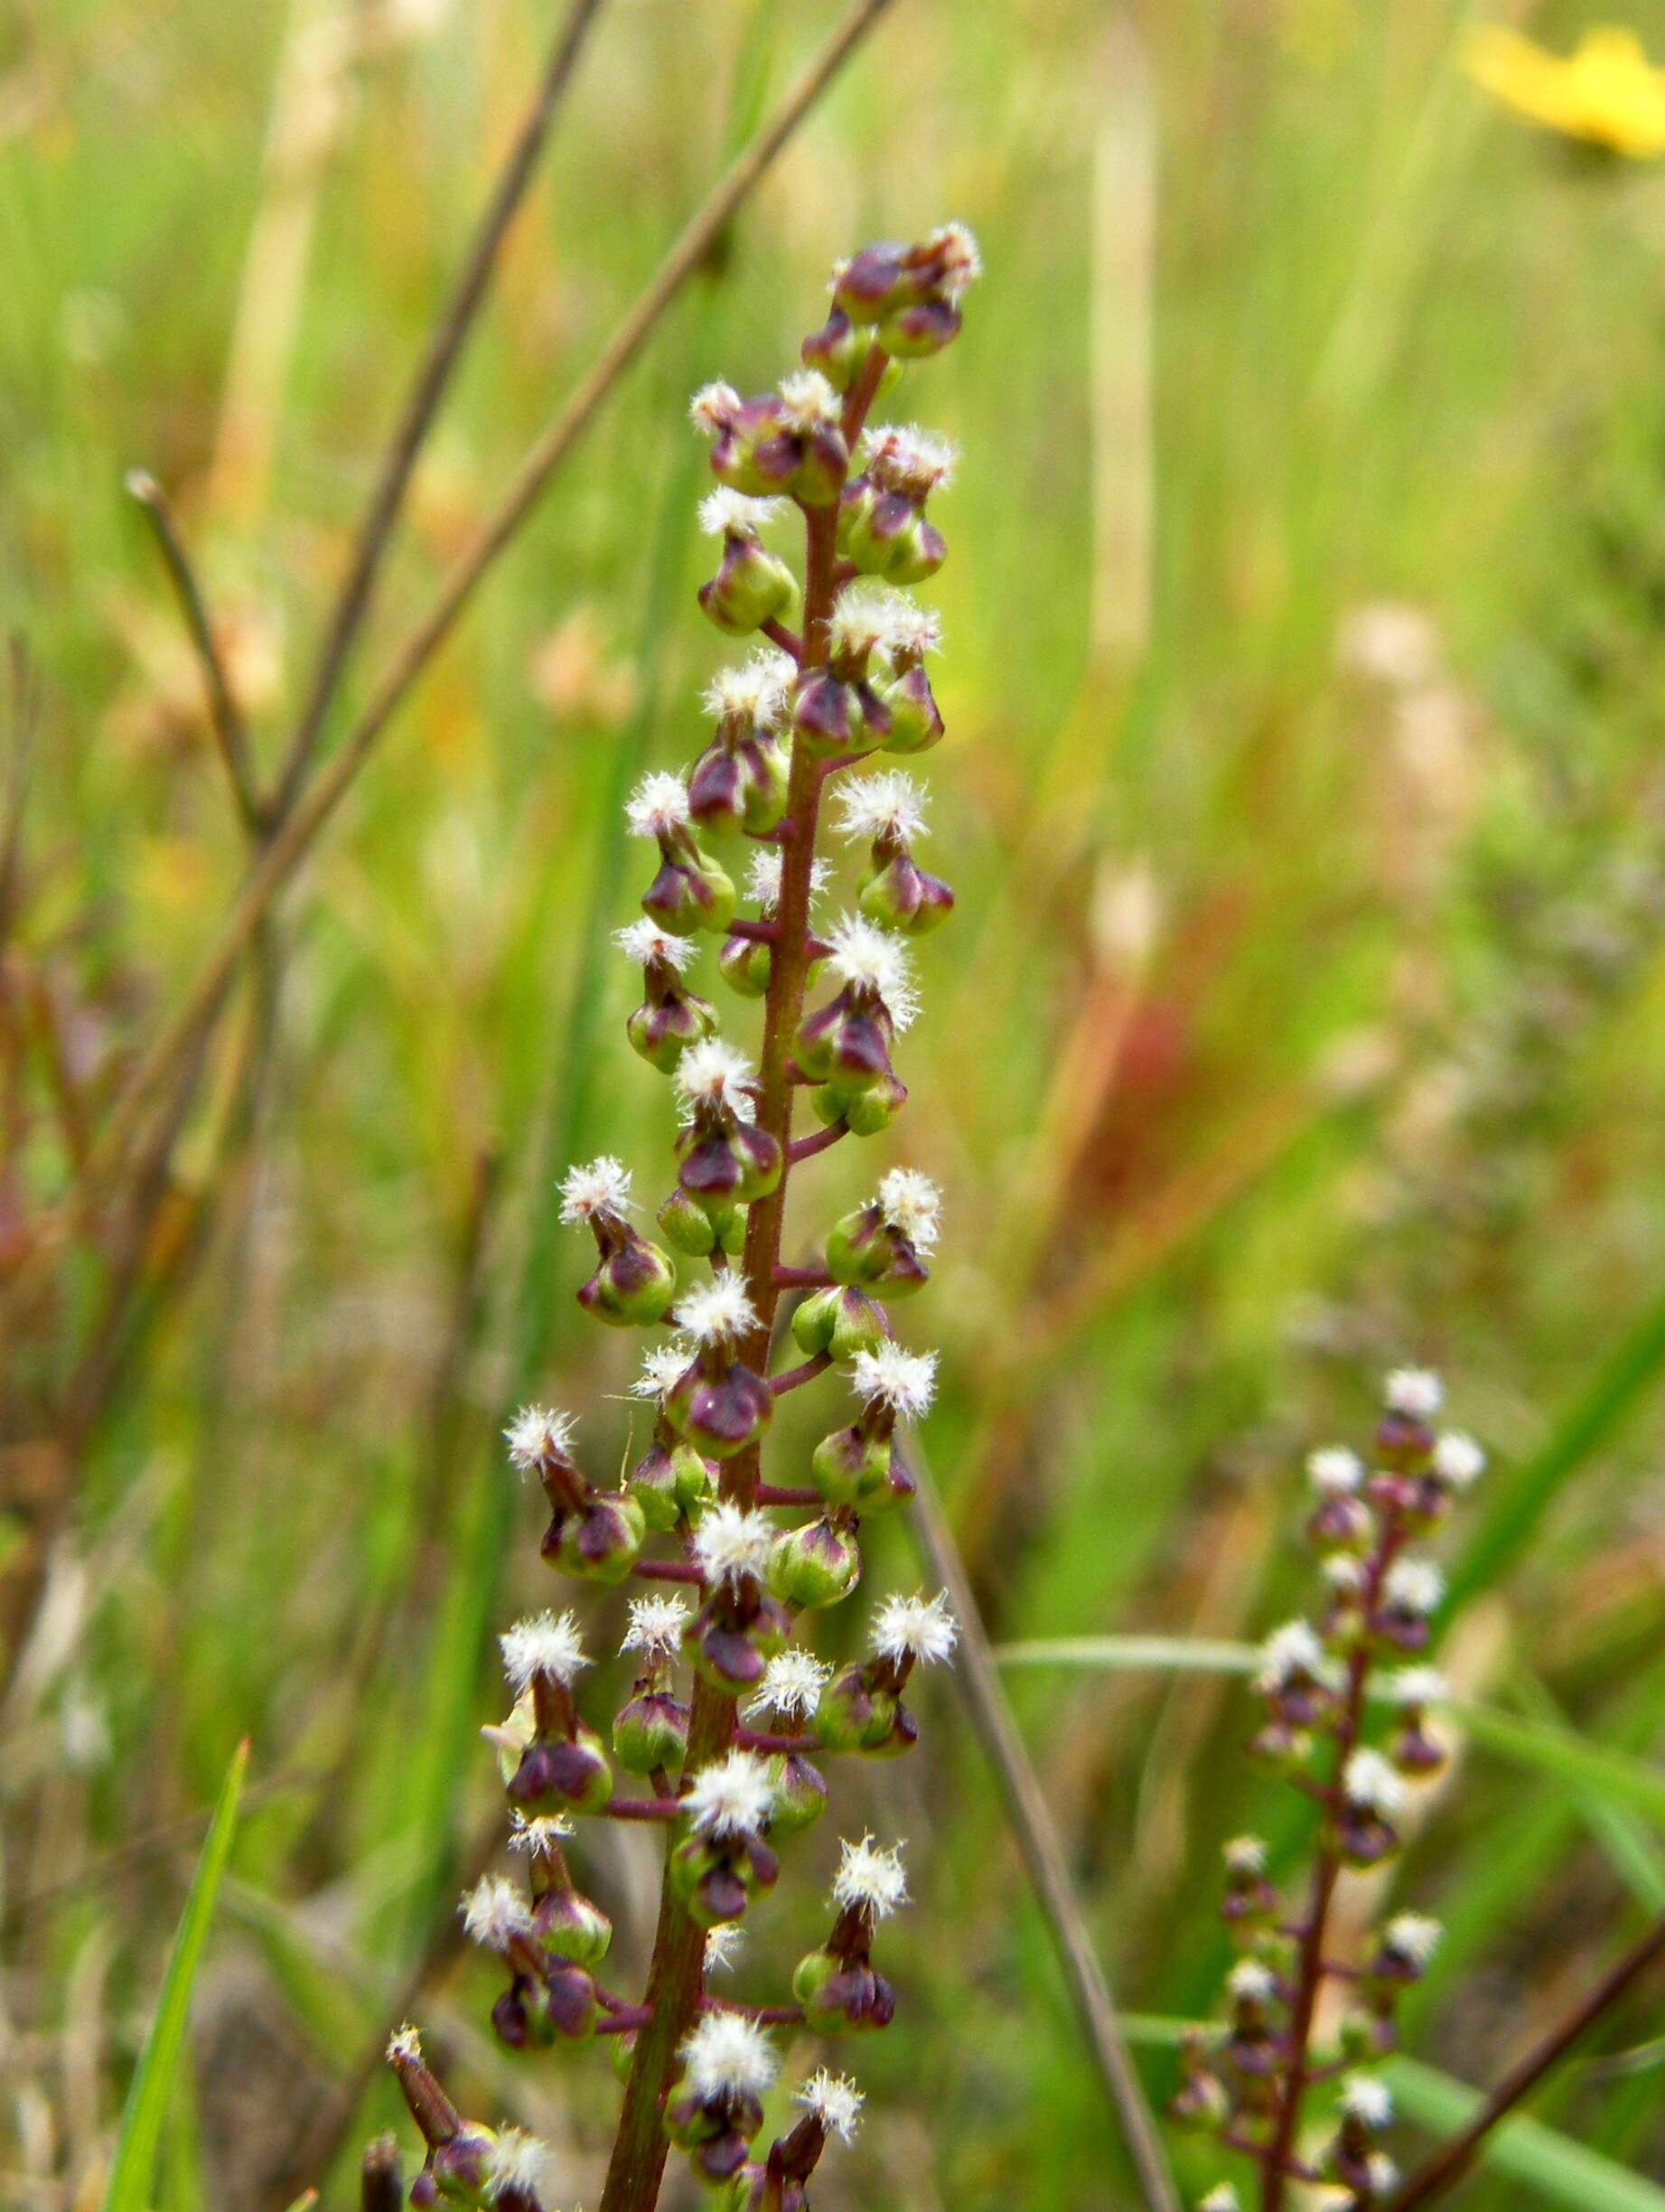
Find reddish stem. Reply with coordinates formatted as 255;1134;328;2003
761;617;803;660
631;1559;704;1584
727;917;780;944
734;1727;819;1755
604;1796;684;1823
772;1263;832;1289
754;1481;821;1507
788;1121;848;1164
771;1353;830;1397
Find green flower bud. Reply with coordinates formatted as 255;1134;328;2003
697;492;800;636
642;844;736;937
809;1422;891;1509
791;1282;887;1361
608;2025;638;2085
834;223;980;329
858;848;954;936
613;1686;690;1774
533;1887;613;1969
767;1514;863;1606
519;1961;600;2045
876;658;944;754
764;1749;828;1836
719;930;772;996
658;1184;745;1257
507;1723;613;1816
791;1945;896;2034
814;1066;907;1137
576;1228;678;1327
669;1825;780;1927
624;1440;681;1532
548;1491;645;1584
813;1664;896;1754
800;305;870;391
684;1589;792;1692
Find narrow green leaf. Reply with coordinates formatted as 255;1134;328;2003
102;1738;248;2212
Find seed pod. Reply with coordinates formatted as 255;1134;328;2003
767;1514;862;1606
791;1945;896;2034
533;1887;613;1969
764;1749;829;1836
545;1491;646;1584
657;1185;745;1258
791;1282;887;1362
507;1724;613;1817
613;1685;691;1774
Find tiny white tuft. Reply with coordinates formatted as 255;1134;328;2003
1383;1911;1442;1965
776;367;840;431
1390;1665;1447;1709
872;589;941;663
674;1036;757;1120
872;1588;958;1667
704;1921;745;1973
387;2022;423;2064
692;1500;774;1587
485;2127;557;2204
557;1155;632;1224
835;768;929;848
1255;1619;1336;1692
1367;2153;1399;2197
864;422;958;494
930;219;982;299
826;587;895;662
632;1342;693;1402
698;486;782;539
833;1832;908;1918
625;770;691;840
1384;1367;1443;1420
704;650;792;732
746;1647;832;1720
796;2069;865;2142
850;1342;938;1420
673;1275;759;1346
504;1405;577;1471
877;1166;941;1252
508;1810;575;1853
622;1593;689;1660
1222;1834;1267;1875
679;2008;778;2098
500;1610;588;1692
1340;2076;1394;2129
461;1872;534;1953
1382;1558;1444;1616
1228;1957;1277;2002
1324;1553;1367;1594
744;847;831;915
615;917;697;973
1306;1445;1364;1495
1432;1430;1485;1489
1198;2189;1240;2212
825;914;920;1031
1343;1748;1408;1817
689;380;741;435
684;1748;776;1839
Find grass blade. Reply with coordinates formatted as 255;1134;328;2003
101;1737;248;2212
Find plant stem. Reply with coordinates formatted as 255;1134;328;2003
1383;1906;1665;2212
1261;1515;1403;2212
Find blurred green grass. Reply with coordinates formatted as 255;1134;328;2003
8;1;1665;2207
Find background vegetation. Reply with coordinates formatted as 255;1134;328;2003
7;0;1665;2206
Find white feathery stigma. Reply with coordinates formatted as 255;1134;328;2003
673;1274;758;1346
704;1922;745;1973
1343;1748;1408;1816
776;367;840;431
387;2023;423;2065
500;1610;588;1692
622;1593;688;1660
508;1810;575;1852
689;380;740;434
1433;1430;1485;1488
864;421;958;493
485;2129;557;2204
746;1647;831;1720
833;1833;908;1918
674;1036;757;1120
1385;1367;1444;1420
684;1748;776;1840
851;1342;938;1420
877;1165;941;1252
698;486;781;539
1367;2154;1399;2198
632;1342;692;1401
614;918;697;973
930;219;982;298
461;1872;533;1953
1198;2189;1240;2212
825;914;919;1031
680;2009;778;2097
1255;1618;1335;1691
625;770;690;840
872;1588;958;1667
692;1500;774;1587
1390;1665;1448;1709
873;589;941;663
504;1404;576;1470
1229;1957;1276;2002
827;587;895;662
796;2070;865;2142
1384;1911;1443;1965
1222;1834;1267;1874
1383;1557;1445;1616
835;768;929;848
557;1155;632;1224
745;847;831;915
1340;2076;1394;2130
1306;1445;1364;1495
704;650;792;731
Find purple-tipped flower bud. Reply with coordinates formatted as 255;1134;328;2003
836;767;953;937
832;221;980;349
791;594;894;755
664;2012;778;2181
794;915;917;1126
825;1166;939;1293
1337;1748;1407;1869
674;1040;782;1215
768;1514;863;1607
629;771;736;936
697;492;800;638
791;1281;887;1363
669;1749;781;1926
617;920;717;1073
690;652;794;838
839;425;954;586
658;1183;745;1258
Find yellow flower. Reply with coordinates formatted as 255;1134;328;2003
1464;23;1665;158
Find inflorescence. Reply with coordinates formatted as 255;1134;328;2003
385;223;977;2212
1174;1371;1485;2212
